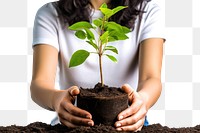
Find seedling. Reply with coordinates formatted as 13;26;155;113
69;3;131;86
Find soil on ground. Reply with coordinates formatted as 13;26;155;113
0;122;200;133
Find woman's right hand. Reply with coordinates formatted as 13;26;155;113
53;86;94;128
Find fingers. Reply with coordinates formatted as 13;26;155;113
58;100;94;127
122;84;141;98
116;107;146;126
61;98;92;119
115;105;147;131
116;105;144;128
58;107;94;127
118;85;143;120
121;84;135;104
68;86;80;96
117;99;143;121
57;86;94;128
59;116;94;128
122;84;134;96
59;117;78;128
116;85;147;131
66;86;80;104
70;86;80;96
116;117;145;132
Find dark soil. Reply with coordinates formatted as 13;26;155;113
77;83;128;125
79;83;126;97
1;122;200;133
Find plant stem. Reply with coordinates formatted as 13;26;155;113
99;49;104;87
98;17;106;87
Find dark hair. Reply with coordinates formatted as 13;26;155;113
54;0;150;29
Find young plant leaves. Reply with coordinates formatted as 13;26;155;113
69;21;94;30
112;6;127;15
100;31;109;44
68;3;131;85
105;22;123;32
106;54;117;63
109;31;129;40
69;50;90;67
93;19;102;27
99;8;113;19
100;3;107;8
86;40;98;50
108;36;117;42
85;29;95;40
122;26;131;33
104;46;118;54
75;30;86;39
99;3;127;19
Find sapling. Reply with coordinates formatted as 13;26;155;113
69;3;131;86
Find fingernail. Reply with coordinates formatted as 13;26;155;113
119;115;123;120
116;123;121;127
86;115;91;119
70;87;79;94
70;88;76;94
88;121;93;126
116;128;122;131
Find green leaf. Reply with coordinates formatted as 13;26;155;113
122;26;131;33
93;19;102;27
69;21;93;30
86;40;98;50
99;4;127;19
69;50;90;67
105;21;123;32
105;54;117;63
75;30;86;39
99;8;113;19
104;46;118;54
108;36;118;42
109;31;129;40
84;29;95;40
100;3;107;8
112;6;127;15
100;31;109;44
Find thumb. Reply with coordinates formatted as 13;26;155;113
122;84;135;102
122;84;134;97
68;86;80;96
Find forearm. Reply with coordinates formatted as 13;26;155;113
30;80;61;111
137;77;162;110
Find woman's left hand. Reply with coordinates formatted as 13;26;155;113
114;84;148;132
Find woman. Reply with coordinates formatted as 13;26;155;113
31;0;165;131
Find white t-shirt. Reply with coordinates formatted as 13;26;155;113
33;1;165;90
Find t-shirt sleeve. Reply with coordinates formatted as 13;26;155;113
139;2;166;43
32;3;60;51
